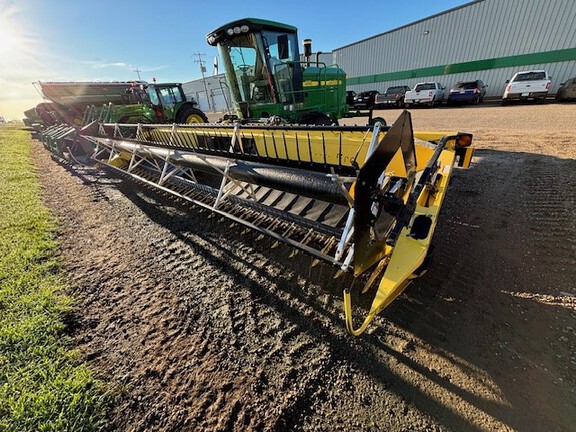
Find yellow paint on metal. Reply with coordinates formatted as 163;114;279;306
303;79;343;87
148;127;459;173
460;146;475;168
185;114;206;124
345;149;457;335
108;152;130;168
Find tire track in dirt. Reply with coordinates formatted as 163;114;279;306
522;157;576;272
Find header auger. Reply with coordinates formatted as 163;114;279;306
78;110;474;335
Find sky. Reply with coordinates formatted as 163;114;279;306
0;0;470;119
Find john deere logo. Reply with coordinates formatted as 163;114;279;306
303;80;342;87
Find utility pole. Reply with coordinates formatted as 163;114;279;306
132;67;143;81
193;52;213;111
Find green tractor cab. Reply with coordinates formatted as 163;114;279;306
207;18;374;125
145;83;208;124
124;82;208;124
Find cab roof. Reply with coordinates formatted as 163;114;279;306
206;18;297;46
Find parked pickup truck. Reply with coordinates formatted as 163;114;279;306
374;85;411;108
502;70;551;103
404;82;445;107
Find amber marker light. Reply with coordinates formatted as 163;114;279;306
456;133;473;147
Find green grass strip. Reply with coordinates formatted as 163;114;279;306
0;124;107;431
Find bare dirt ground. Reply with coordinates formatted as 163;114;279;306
30;102;576;431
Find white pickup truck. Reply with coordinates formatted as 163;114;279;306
502;70;551;103
404;82;445;107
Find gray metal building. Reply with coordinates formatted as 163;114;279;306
182;73;232;113
334;0;576;98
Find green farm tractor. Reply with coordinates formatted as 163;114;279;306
207;18;381;125
113;82;208;124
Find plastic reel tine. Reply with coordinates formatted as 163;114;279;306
333;268;345;280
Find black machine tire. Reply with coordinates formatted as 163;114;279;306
177;106;209;124
369;116;387;127
300;112;334;126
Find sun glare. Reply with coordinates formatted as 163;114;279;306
0;4;45;118
0;8;23;60
0;5;42;74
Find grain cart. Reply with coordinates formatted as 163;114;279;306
23;106;45;131
80;110;474;335
206;18;384;126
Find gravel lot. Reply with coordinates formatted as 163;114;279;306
31;102;576;431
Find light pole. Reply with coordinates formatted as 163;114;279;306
193;53;213;111
132;68;143;81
